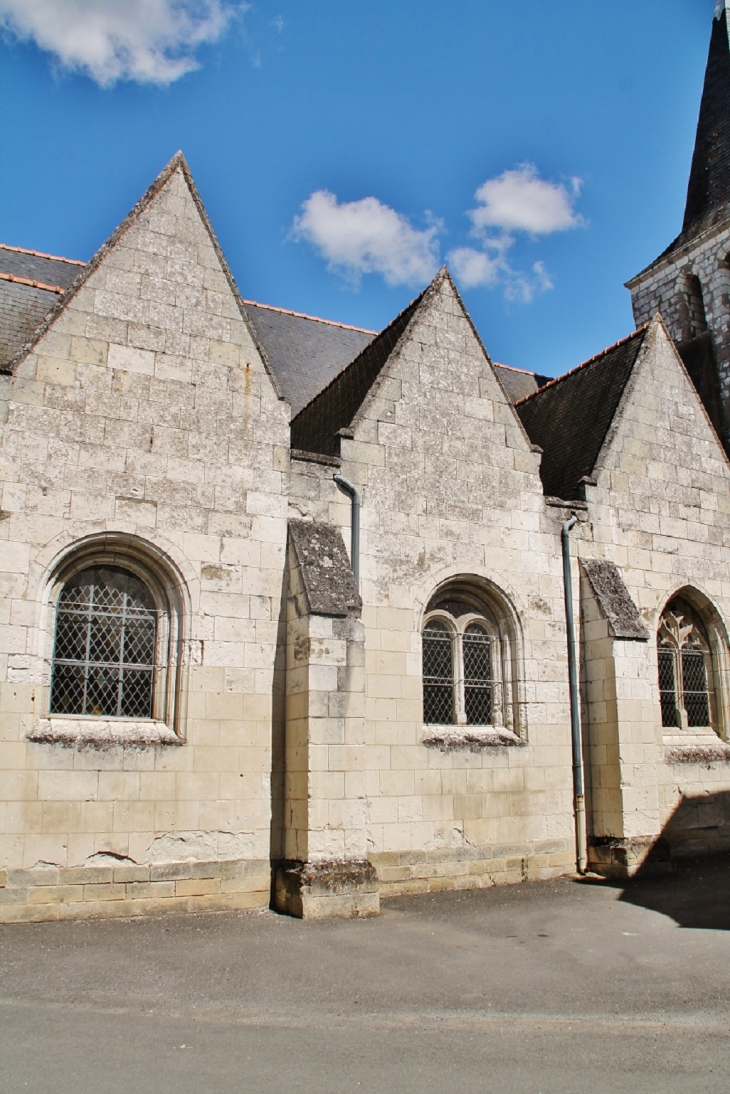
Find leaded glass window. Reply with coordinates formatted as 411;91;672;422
463;623;492;726
422;599;502;727
51;567;158;718
657;598;713;730
423;620;454;725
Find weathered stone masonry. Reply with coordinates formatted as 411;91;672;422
4;5;730;921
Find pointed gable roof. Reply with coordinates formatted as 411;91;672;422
1;153;284;398
515;326;649;500
290;287;426;456
683;1;730;236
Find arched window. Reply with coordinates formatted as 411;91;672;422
51;567;161;718
422;589;516;730
657;597;715;730
685;274;708;338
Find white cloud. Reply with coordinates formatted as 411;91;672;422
448;246;553;303
447;164;583;301
469;163;583;236
448;247;503;290
0;0;241;86
292;190;440;287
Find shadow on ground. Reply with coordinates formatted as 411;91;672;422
614;852;730;930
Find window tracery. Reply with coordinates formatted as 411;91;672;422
657;597;714;730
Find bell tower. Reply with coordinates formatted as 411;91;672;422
627;0;730;445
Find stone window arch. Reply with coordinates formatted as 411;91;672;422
422;582;522;734
657;594;725;735
34;536;189;745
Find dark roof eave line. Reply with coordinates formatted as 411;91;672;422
514;325;650;409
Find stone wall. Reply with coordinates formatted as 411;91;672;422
288;274;577;894
628;217;730;437
0;158;290;918
578;319;730;870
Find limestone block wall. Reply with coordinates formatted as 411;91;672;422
277;526;376;917
628;219;730;423
0;160;290;920
289;276;577;895
581;319;730;862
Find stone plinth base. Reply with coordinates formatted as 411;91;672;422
588;836;671;879
0;858;270;923
274;859;380;919
371;841;575;896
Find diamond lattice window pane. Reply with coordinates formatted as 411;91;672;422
423;623;453;682
423;621;454;723
51;566;158;718
465;686;492;726
657;647;677;728
682;649;710;727
463;624;491;683
424;684;454;725
463;624;492;726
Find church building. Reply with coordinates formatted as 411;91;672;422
2;6;730;921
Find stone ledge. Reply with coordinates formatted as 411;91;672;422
28;716;182;749
421;726;527;752
665;741;730;764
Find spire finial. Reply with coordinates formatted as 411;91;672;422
682;2;730;233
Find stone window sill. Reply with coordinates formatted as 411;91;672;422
421;726;526;752
28;717;181;748
664;731;730;764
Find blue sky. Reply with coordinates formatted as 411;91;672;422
0;1;718;377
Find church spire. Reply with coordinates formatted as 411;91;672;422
682;0;730;233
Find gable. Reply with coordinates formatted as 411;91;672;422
591;318;730;489
291;268;534;459
291;293;422;456
4;154;283;404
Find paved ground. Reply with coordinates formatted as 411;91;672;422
2;856;730;1094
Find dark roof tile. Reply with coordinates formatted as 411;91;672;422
515;326;649;500
291;292;424;456
0;244;85;291
494;363;551;403
683;4;730;235
0;279;61;368
244;302;374;416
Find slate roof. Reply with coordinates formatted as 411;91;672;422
633;4;730;278
243;301;374;416
0;245;85;369
291;292;424;457
683;3;730;236
515;326;649;501
494;362;551;403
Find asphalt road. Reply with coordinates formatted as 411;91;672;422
1;856;730;1094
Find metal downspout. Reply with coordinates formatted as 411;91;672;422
562;515;588;875
334;474;360;590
